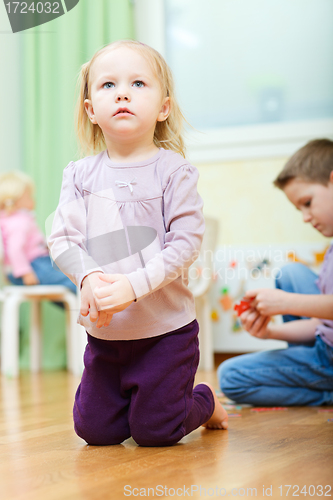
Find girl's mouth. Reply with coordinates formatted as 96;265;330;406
114;108;134;116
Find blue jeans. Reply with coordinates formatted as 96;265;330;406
7;255;77;295
218;263;333;406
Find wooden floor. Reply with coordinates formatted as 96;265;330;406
0;370;332;500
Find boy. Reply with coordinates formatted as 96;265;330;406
218;139;333;406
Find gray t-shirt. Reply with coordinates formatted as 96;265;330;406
48;148;205;340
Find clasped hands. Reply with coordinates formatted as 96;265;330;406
239;288;288;339
80;272;135;328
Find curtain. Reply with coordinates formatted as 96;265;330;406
19;0;135;369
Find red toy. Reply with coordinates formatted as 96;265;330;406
234;300;251;316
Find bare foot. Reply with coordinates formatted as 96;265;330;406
201;382;228;430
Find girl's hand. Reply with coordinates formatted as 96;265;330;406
240;308;272;339
23;271;40;285
244;288;289;317
80;272;114;328
93;274;135;314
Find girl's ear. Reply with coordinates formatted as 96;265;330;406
84;99;98;124
157;97;170;122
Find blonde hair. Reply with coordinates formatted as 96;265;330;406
75;40;186;158
0;171;34;212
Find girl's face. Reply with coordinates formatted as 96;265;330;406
14;186;35;211
84;47;170;148
283;174;333;237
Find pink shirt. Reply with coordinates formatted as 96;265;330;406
48;148;205;341
0;210;49;277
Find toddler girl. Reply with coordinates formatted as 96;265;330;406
48;40;228;446
0;170;76;294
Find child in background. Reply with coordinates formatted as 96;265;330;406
48;40;228;447
0;170;76;294
218;139;333;406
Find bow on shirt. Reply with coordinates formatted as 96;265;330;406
115;178;137;193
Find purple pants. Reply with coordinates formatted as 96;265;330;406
73;320;214;447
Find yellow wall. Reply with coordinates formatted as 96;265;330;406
196;157;327;246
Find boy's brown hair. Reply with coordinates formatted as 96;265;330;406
274;138;333;189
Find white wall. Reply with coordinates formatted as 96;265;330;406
196;157;328;246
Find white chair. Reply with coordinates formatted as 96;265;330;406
0;230;85;378
189;216;219;371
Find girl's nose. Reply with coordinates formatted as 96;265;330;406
116;93;129;102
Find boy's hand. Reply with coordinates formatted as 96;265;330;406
93;274;135;314
23;271;40;285
244;288;289;316
80;272;114;328
240;308;272;339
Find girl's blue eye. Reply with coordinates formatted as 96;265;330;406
103;82;114;89
133;81;144;88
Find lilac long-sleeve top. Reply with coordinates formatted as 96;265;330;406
315;244;333;347
0;209;48;277
48;148;205;340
